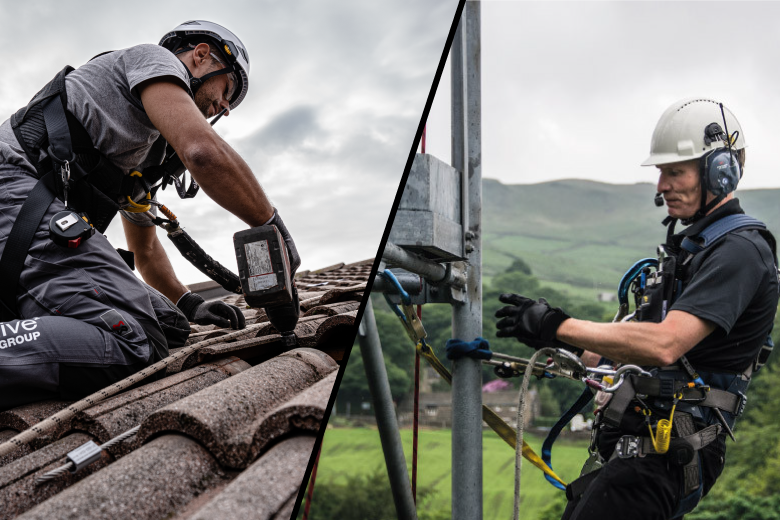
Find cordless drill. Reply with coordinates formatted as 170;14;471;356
234;225;300;346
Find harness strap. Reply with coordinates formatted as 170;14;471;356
681;214;766;254
632;423;721;457
565;467;601;501
604;372;745;429
632;376;744;414
675;414;704;497
0;172;56;321
602;374;636;428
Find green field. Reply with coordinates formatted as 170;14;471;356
315;427;590;520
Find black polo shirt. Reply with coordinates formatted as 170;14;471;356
670;199;779;373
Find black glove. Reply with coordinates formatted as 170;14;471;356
177;292;246;330
495;293;580;354
268;209;301;276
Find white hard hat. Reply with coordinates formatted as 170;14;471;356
160;20;250;111
641;98;745;167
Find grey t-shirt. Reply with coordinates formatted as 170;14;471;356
0;44;192;227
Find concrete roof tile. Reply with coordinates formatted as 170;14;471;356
302;301;360;317
135;348;337;469
191;334;283;369
254;371;337;447
313;312;358;361
272;496;297;520
317;284;366;306
17;435;229;520
0;432;112;518
4;259;370;518
71;357;250;456
187;435;315;520
0;401;74;449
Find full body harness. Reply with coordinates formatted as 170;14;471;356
565;214;778;519
0;62;241;324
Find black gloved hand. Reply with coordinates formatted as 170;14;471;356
268;209;301;277
495;293;579;354
177;292;247;330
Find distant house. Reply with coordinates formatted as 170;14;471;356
399;389;539;429
597;292;617;302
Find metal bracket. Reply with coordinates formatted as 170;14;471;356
373;267;466;305
66;440;103;472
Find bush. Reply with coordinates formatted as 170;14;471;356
689;493;780;520
300;468;450;520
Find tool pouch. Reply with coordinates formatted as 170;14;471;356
636;256;677;323
667;439;695;467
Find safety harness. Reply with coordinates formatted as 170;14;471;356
0;61;228;323
566;213;778;519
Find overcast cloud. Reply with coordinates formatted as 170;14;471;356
426;1;780;193
0;0;457;284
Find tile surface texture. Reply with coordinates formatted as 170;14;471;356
0;260;370;519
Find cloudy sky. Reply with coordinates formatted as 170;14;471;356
426;1;780;192
0;0;458;284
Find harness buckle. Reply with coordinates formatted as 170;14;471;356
682;386;709;405
61;160;70;208
615;435;641;459
736;392;748;416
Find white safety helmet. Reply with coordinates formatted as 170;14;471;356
160;20;250;111
641;98;745;167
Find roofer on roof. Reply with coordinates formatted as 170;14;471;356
495;98;778;519
0;21;301;410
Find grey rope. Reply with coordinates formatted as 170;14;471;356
514;347;556;520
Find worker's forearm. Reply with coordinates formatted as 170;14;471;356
557;319;674;366
183;138;274;227
133;236;189;304
579;350;603;368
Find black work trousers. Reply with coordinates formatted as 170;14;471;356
562;435;726;520
0;166;190;410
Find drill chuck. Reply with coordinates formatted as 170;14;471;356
265;287;301;338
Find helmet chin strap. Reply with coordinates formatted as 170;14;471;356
681;176;724;226
174;48;235;98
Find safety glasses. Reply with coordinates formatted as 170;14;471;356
209;52;238;102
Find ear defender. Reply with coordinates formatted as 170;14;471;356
700;148;741;197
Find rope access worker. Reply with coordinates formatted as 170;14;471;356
0;21;300;410
495;98;778;520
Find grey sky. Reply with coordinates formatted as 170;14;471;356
426;1;780;191
0;0;457;284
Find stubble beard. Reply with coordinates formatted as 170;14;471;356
193;89;211;118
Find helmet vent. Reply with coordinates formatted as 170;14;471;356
239;46;249;63
676;98;718;112
181;21;201;26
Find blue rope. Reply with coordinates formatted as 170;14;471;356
379;270;411;305
445;337;493;360
379;270;410;322
541;387;594;490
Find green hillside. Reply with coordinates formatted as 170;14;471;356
482;178;780;297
